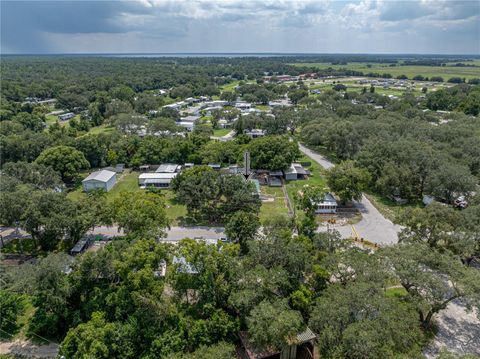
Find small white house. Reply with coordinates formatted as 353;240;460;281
82;170;116;192
138;173;177;188
315;193;338;214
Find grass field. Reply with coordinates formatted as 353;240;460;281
259;186;288;222
88;124;116;135
309;80;423;97
213;128;231;136
292;62;480;80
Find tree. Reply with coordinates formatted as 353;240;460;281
20;253;73;338
326;161;371;204
225;211;260;254
247;299;304;350
427;162;477;204
110;191;169;238
1;161;62;190
289;89;308;104
309;282;423;358
171;167;260;223
60;312;135;359
397;202;461;248
12;112;45;132
0;291;25;334
248;136;300;171
166;342;235;359
381;243;480;329
35;145;89;183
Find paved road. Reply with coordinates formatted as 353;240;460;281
89;225;225;243
424;301;480;358
299;143;401;245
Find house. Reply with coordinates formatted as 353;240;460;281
245;129;265;138
218;119;230;128
235;101;252;110
238;327;316;359
177;121;195;132
156;163;181;173
82;170;116;192
314;193;338;214
208;163;221;171
138;173;177;188
172;256;198;274
284;164;308;181
58;112;75;121
70;235;94;255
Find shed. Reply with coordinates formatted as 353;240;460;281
82;170;116;192
268;176;282;187
156;163;181;173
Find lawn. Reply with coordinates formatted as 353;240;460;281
213;128;231;136
385;287;408;298
88;125;116;135
255;105;270;111
364;192;423;223
67;171;187;225
259;186;289;222
291;62;480;80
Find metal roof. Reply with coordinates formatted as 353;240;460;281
295;327;316;343
155;163;180;173
82;170;116;183
139;173;177;179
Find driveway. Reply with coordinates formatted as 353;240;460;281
298;144;401;245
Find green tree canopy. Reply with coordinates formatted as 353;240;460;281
35;145;89;183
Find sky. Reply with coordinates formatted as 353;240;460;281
1;0;479;54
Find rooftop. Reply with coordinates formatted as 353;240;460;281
82;169;116;183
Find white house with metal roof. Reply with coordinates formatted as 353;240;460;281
82;169;117;192
138;172;177;188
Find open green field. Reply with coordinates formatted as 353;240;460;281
45;114;80;127
291;62;480;80
213;128;231;136
309;80;424;97
88;124;116;135
67;171;187;224
259;186;288;222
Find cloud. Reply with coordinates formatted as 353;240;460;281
1;0;478;54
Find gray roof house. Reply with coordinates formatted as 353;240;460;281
82;170;116;192
314;192;338;214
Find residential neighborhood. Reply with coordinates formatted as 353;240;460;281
1;2;479;358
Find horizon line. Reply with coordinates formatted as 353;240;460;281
2;52;480;57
